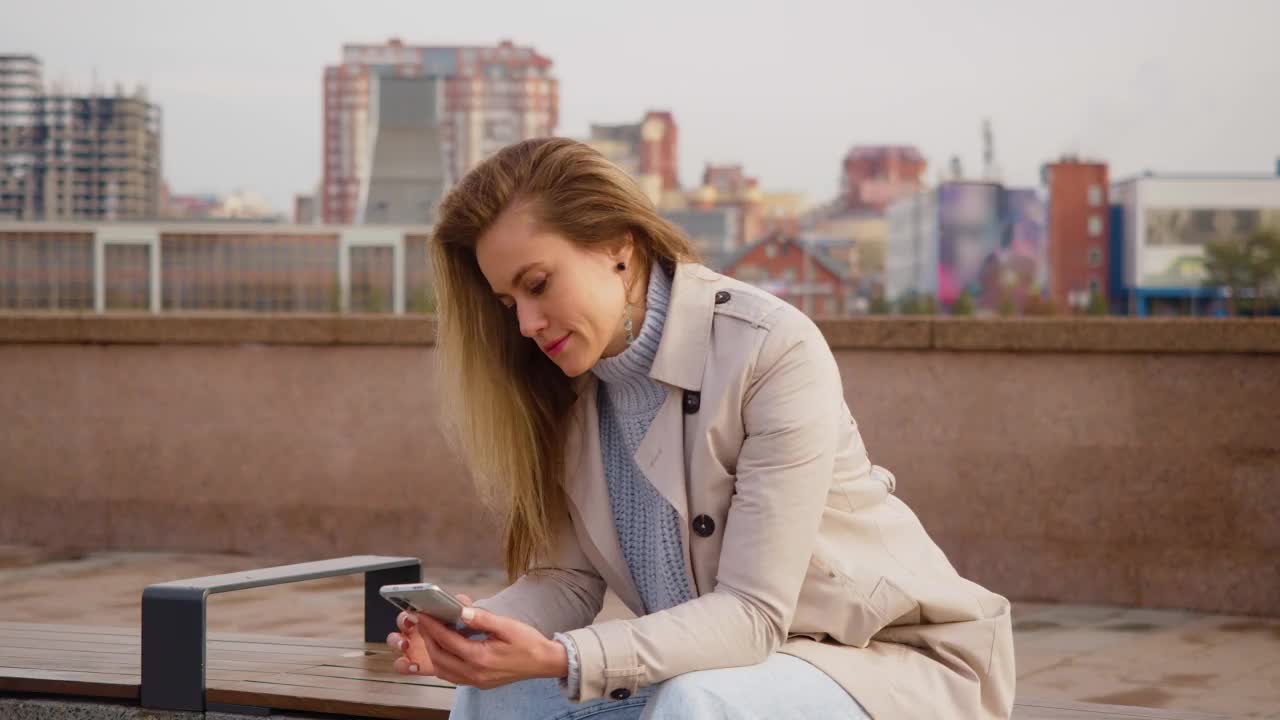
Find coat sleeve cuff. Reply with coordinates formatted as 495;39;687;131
552;632;581;700
563;623;646;703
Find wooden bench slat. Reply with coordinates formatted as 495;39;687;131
212;671;459;700
0;637;142;655
0;651;329;676
0;666;138;699
0;644;336;674
209;679;453;720
0;621;138;637
206;640;375;657
299;664;455;688
209;630;378;649
0;627;140;646
0;622;376;650
0;646;140;663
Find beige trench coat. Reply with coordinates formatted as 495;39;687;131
477;263;1016;718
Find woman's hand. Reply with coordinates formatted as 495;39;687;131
386;593;476;676
414;603;568;689
386;609;435;676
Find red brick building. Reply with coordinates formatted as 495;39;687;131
588;111;679;198
720;233;853;316
840;145;927;213
639;111;679;192
1043;158;1109;310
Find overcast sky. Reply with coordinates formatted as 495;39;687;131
6;0;1279;212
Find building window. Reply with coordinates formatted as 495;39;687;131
1088;247;1103;267
1088;277;1101;294
765;243;777;259
1087;184;1102;207
1088;215;1103;237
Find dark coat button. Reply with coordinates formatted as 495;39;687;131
715;290;731;304
692;514;716;538
683;390;700;414
611;688;632;700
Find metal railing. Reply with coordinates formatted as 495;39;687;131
0;222;435;314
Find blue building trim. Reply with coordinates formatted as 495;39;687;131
1107;204;1126;314
1130;286;1227;317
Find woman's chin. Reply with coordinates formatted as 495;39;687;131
557;358;591;377
552;350;598;378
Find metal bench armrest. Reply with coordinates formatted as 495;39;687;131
141;554;421;711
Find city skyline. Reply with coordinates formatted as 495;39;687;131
4;0;1279;214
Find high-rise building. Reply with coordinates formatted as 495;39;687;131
356;74;446;225
588;111;679;201
321;38;558;224
1043;158;1109;312
840;145;927;213
0;55;162;221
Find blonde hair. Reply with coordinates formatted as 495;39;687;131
430;137;698;580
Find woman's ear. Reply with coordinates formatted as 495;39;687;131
609;233;635;268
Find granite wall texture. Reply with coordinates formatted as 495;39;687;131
2;314;1277;614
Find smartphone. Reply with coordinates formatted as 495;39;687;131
380;582;471;633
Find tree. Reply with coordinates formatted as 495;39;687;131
1203;228;1280;316
950;290;976;316
898;291;923;315
1024;293;1058;316
868;295;891;315
1086;290;1108;316
409;286;436;314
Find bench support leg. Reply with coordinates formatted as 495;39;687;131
364;563;422;642
141;585;207;712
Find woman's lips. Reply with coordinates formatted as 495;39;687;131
543;333;570;357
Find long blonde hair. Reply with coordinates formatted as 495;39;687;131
430;138;698;580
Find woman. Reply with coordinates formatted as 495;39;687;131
387;138;1016;719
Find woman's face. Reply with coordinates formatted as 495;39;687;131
475;203;632;378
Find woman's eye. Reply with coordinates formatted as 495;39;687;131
530;278;548;296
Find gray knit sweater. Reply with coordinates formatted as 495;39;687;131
553;263;693;698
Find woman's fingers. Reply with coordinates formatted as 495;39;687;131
393;655;421;674
397;611;417;633
420;614;483;664
455;593;474;605
386;630;404;651
422;628;472;684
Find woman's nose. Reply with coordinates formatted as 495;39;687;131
517;304;547;338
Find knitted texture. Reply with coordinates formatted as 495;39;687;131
554;263;693;699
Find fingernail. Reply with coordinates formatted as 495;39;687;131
405;615;417;627
400;640;409;651
460;607;475;623
408;664;419;673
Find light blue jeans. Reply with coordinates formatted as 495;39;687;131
449;652;871;719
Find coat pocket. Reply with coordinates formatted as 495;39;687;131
793;556;917;649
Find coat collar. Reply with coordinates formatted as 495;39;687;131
647;262;720;392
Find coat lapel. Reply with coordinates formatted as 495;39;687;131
560;263;722;610
633;387;698;593
633;388;690;524
561;378;645;613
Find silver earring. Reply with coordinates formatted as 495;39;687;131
623;302;636;345
618;260;636;345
